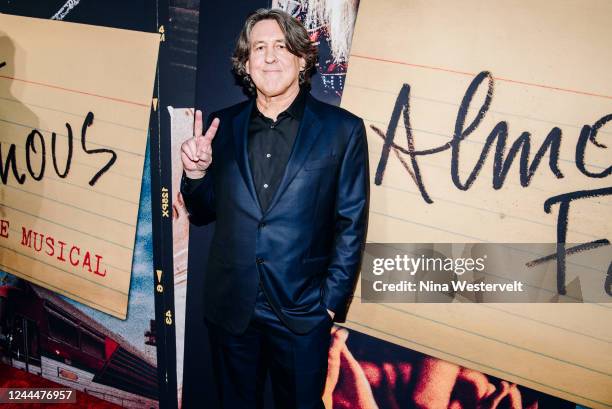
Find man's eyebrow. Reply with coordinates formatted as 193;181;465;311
251;38;286;46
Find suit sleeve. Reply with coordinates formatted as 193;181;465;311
179;115;218;225
323;118;370;321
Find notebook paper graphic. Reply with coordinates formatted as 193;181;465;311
0;14;159;319
340;1;612;407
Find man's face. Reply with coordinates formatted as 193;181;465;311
246;19;305;98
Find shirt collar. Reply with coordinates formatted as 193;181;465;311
252;86;308;121
285;86;307;120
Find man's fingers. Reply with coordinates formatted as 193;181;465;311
203;117;220;144
181;140;198;162
196;153;212;168
194;110;203;138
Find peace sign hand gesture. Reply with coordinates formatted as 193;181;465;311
181;110;220;179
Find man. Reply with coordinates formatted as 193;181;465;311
180;8;368;409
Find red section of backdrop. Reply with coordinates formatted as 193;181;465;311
0;363;121;409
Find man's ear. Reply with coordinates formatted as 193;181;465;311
245;59;250;75
299;56;306;72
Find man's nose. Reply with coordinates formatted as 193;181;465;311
264;47;277;63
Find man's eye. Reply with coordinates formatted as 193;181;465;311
277;44;286;49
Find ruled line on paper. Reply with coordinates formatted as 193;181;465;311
0;74;151;107
5;184;136;227
370;209;492;243
0;246;129;295
481;304;611;344
4;144;144;183
0;117;145;157
0;95;148;132
0;262;126;316
6;164;140;205
362;120;612;209
348;55;612;100
346;83;612;137
345;318;612;408
1;203;134;251
366;149;612;216
350;101;610;171
368;210;610;262
350;296;612;376
367;150;612;218
373;183;609;240
368;210;497;241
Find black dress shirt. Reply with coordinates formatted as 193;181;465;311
248;89;306;211
182;88;307;211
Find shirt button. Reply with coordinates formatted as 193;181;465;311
263;183;269;189
266;153;271;158
256;257;264;265
270;124;275;129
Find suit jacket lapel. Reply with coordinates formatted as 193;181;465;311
264;96;323;215
232;99;262;215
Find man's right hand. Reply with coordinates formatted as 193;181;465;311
181;110;220;179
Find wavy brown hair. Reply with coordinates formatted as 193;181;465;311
232;8;318;95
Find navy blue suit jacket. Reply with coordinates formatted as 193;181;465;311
182;93;369;335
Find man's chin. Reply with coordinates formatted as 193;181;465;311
256;83;295;98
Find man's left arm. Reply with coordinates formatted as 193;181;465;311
323;118;369;322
